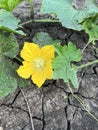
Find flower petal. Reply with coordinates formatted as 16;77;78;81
44;60;53;79
21;42;41;61
17;61;35;79
41;45;54;60
31;70;46;88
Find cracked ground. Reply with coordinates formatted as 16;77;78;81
0;22;98;130
0;0;98;130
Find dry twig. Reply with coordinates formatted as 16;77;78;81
19;87;35;130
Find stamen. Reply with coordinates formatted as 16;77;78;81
33;58;45;70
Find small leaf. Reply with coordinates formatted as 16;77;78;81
0;0;24;11
8;0;23;11
82;15;98;44
32;32;60;47
0;10;25;35
52;42;82;88
0;31;19;58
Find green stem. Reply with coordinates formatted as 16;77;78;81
35;19;60;23
28;0;34;20
19;19;60;26
19;19;33;26
67;82;98;122
15;57;22;63
76;60;98;70
82;42;90;53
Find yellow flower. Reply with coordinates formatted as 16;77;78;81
17;42;54;88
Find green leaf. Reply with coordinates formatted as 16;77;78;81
41;0;98;30
68;65;78;88
0;57;30;99
62;42;82;62
32;32;60;47
0;74;17;98
0;31;19;58
0;57;17;98
8;0;23;11
52;64;69;82
0;0;23;11
52;42;82;88
82;15;98;44
0;10;25;35
0;0;8;11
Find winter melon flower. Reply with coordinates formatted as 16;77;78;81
17;42;54;88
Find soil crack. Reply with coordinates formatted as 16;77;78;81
0;89;20;107
41;89;46;130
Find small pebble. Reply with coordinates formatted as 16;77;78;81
0;127;3;130
72;0;85;10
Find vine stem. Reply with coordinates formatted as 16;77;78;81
14;57;22;63
28;0;34;20
76;60;98;70
81;42;90;54
19;19;59;26
35;19;59;23
19;87;35;130
19;19;33;26
67;82;98;122
20;0;59;27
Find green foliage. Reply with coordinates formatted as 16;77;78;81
0;57;29;98
0;57;17;98
32;32;60;47
52;42;82;88
0;0;23;11
0;0;8;10
0;0;97;99
41;0;98;30
82;15;98;44
0;32;29;98
0;31;19;58
0;10;24;35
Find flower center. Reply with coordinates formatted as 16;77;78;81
33;58;45;70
